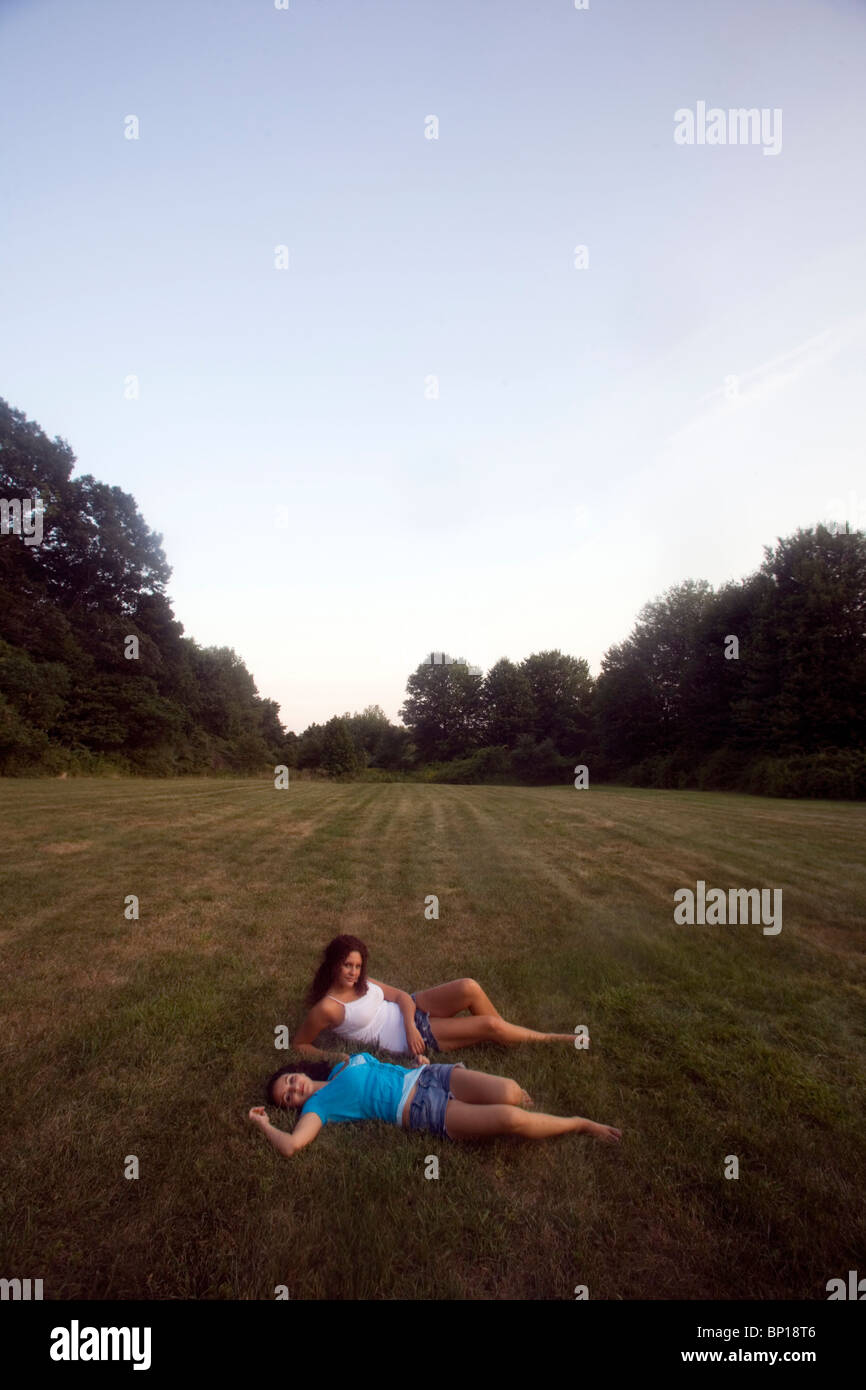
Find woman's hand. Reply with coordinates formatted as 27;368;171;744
248;1106;271;1132
406;1025;427;1058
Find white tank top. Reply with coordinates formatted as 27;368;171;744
326;980;409;1054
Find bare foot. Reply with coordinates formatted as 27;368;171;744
583;1121;621;1144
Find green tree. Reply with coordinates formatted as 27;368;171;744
400;659;485;761
593;638;663;768
321;716;360;778
593;582;716;768
519;650;593;754
735;525;866;754
341;704;392;767
0;640;69;731
482;658;535;748
297;722;326;769
0;397;290;775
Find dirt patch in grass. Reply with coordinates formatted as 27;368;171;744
284;820;315;839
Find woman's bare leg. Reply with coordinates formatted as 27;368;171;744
443;1100;621;1143
429;1015;575;1051
412;978;504;1019
447;1068;533;1107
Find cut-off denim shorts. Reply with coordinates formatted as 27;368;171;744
406;1062;466;1138
410;993;441;1051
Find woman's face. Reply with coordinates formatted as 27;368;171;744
276;1073;315;1109
336;950;363;990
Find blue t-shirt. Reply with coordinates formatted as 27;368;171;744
300;1052;418;1126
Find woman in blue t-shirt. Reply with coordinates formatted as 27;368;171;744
247;1052;622;1156
292;934;576;1062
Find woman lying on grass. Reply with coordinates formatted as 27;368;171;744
293;934;576;1061
248;1052;622;1153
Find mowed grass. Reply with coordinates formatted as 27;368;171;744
1;778;864;1301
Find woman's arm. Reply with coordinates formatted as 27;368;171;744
292;999;346;1061
248;1108;322;1157
368;978;426;1058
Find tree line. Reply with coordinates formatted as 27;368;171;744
0;399;284;774
1;398;863;796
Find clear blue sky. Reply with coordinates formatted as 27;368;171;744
2;0;864;732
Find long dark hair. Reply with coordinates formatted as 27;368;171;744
264;1059;338;1109
305;935;369;1008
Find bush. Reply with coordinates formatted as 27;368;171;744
742;749;866;800
0;694;52;773
428;745;512;784
695;746;750;791
321;717;360;779
508;736;571;785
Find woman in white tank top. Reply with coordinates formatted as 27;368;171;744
324;978;408;1054
292;934;576;1062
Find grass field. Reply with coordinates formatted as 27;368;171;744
1;777;864;1301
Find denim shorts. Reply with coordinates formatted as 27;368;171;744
410;994;440;1051
406;1062;466;1138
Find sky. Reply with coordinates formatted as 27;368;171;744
2;0;864;733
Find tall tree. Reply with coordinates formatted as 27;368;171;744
482;658;535;748
735;525;866;753
400;659;485;761
0;398;288;774
519;649;593;753
321;716;360;778
342;704;393;767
